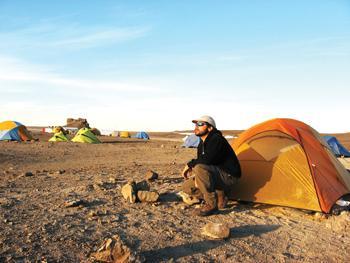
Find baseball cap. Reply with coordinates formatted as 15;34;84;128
192;115;216;128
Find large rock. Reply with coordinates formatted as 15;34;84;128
202;222;230;239
66;118;90;129
135;180;150;191
121;182;137;203
91;235;139;263
137;191;159;203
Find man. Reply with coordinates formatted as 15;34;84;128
182;115;241;216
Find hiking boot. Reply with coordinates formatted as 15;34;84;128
217;191;228;210
137;191;159;202
193;204;218;217
121;181;137;203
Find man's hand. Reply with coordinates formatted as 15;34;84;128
181;164;192;179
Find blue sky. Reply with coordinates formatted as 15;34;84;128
0;0;349;132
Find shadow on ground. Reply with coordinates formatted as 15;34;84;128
142;224;280;260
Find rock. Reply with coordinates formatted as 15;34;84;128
177;191;200;205
145;170;158;182
137;191;159;203
64;199;85;208
135;180;150;191
91;234;139;263
121;182;137;203
55;169;65;175
86;184;95;192
202;222;230;239
22;171;34;177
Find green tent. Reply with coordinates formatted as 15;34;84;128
71;128;101;144
49;131;69;142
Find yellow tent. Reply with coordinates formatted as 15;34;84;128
49;131;69;142
71;128;101;144
119;131;130;138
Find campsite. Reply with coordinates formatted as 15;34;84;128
1;121;350;262
1;1;350;262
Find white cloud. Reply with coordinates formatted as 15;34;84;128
0;55;161;93
0;20;151;50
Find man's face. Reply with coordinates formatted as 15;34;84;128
194;121;210;136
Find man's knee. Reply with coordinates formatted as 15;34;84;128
193;164;211;175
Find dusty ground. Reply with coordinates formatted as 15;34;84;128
1;131;350;262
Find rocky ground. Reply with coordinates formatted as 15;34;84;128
1;133;350;262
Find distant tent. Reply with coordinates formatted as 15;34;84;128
231;118;350;213
111;131;119;137
182;134;200;148
134;131;149;140
49;131;69;142
324;136;350;157
0;120;33;141
119;131;130;138
71;128;101;144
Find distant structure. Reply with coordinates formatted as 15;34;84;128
66;118;90;129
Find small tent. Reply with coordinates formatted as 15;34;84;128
324;136;350;157
134;131;149;140
0;120;33;141
230;118;350;213
182;134;200;148
119;131;130;138
71;128;101;144
49;131;69;142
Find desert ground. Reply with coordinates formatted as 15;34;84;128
1;130;350;262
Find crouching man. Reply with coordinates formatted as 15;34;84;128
182;115;241;216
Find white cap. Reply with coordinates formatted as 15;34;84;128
192;115;216;128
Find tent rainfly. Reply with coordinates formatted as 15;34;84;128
230;118;350;213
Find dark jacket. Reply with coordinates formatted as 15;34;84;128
187;129;241;178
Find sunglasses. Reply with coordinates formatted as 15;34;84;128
195;121;208;127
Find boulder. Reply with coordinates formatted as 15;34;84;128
91;234;139;263
137;191;159;203
202;222;230;239
145;170;158;182
121;182;137;203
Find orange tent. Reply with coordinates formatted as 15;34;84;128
231;118;350;213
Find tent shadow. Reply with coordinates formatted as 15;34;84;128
142;224;280;261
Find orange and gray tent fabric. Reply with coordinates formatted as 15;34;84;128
0;121;33;141
230;118;350;213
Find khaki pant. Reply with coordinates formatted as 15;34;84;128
182;164;237;207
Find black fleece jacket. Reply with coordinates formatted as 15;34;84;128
187;129;241;178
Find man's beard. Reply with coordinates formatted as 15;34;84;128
194;129;209;137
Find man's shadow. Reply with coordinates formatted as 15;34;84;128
141;224;280;261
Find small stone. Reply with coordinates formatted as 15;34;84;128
145;170;159;182
137;191;159;203
202;222;230;239
64;199;85;208
177;191;200;205
121;182;137;203
136;180;150;191
55;169;65;175
24;171;33;177
91;234;139;262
